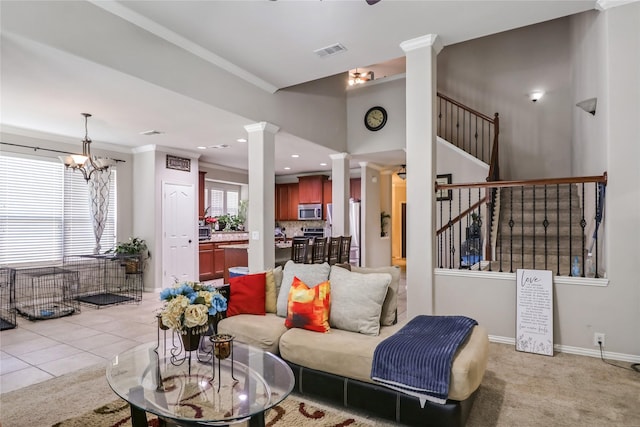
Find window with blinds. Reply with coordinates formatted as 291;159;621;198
203;181;239;217
0;153;117;266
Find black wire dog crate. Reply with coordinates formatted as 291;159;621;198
63;254;143;307
15;267;80;320
0;267;17;330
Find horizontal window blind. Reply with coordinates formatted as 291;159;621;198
0;153;117;266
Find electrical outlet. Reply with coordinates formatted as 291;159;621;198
593;332;605;347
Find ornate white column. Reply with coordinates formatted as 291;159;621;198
329;153;350;237
245;122;279;273
400;34;442;317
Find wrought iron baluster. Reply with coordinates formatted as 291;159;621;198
439;194;443;268
499;188;504;272
580;183;586;276
569;183;573;277
521;186;524;271
508;188;514;273
543;185;549;271
532;185;536;270
474;117;478;159
556;184;561;276
594;183;601;278
458;189;462;269
448;195;453;268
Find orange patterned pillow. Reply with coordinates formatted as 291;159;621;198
285;276;331;333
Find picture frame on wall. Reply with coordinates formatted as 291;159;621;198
436;174;452;201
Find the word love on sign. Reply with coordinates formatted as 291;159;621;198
516;269;554;356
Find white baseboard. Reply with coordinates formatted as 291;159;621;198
488;335;640;363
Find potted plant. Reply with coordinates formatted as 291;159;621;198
109;237;150;273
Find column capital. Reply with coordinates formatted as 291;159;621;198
400;34;443;55
329;152;351;160
244;122;280;134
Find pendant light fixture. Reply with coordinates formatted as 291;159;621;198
397;164;407;180
59;113;115;181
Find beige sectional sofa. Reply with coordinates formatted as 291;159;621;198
218;262;489;427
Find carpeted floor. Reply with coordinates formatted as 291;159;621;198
1;342;639;427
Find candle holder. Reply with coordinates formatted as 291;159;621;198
210;334;237;392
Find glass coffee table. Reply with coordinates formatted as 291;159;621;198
106;337;294;426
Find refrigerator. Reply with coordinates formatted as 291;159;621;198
326;201;361;266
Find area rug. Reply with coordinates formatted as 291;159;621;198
52;396;377;427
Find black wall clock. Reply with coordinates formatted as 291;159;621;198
364;106;387;131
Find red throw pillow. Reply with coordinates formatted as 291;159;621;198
227;272;266;317
285;276;331;333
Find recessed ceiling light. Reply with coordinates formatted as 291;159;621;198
320;162;327;166
197;146;207;150
236;138;247;143
291;154;300;158
284;167;291;170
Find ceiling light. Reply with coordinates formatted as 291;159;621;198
320;163;327;166
529;90;544;102
349;69;373;86
59;113;115;182
397;164;407;180
284;167;291;170
236;138;247;143
197;146;207;150
291;154;300;158
140;130;163;136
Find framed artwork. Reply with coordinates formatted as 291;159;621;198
166;155;191;172
436;174;452;201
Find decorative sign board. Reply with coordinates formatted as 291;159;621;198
516;269;554;356
166;155;191;172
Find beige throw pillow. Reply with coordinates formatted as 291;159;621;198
351;265;400;326
328;265;391;336
265;266;282;313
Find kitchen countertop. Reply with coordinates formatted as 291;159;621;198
218;242;292;250
200;232;249;243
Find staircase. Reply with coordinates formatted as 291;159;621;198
493;184;586;275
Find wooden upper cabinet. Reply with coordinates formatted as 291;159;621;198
298;175;327;204
275;183;299;221
350;178;361;202
323;179;332;205
198;171;206;218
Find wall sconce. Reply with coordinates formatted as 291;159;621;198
576;97;597;116
529;91;544;102
397;164;406;180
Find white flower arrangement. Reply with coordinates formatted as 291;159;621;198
159;281;227;335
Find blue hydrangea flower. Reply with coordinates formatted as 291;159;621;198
159;288;173;301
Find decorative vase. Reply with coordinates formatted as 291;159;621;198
181;329;201;352
125;258;140;274
212;334;233;360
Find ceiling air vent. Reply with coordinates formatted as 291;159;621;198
314;43;347;58
140;130;163;136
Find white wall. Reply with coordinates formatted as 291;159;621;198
437;17;573;180
347;78;406;157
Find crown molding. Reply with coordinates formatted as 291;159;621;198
244;122;280;134
400;34;443;55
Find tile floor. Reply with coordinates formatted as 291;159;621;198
0;268;406;395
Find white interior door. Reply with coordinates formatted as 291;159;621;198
163;182;196;287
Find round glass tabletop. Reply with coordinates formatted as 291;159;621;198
106;337;294;425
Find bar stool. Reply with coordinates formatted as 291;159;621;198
310;237;328;264
291;237;310;264
327;236;341;265
338;235;352;264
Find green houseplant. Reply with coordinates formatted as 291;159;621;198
109;237;150;273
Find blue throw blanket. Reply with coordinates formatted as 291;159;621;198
371;315;477;405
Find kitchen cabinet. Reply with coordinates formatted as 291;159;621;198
198;242;215;281
323;179;332;203
350;178;361;202
298;175;327;204
199;239;248;281
275;183;299;221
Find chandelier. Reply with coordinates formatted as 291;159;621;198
348;69;373;86
397;164;407;180
59;113;115;181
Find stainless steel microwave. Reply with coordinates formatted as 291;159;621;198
298;203;322;220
